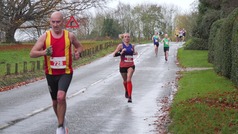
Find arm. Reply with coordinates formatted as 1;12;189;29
161;38;164;43
132;44;138;55
113;44;123;57
69;32;83;60
29;33;48;58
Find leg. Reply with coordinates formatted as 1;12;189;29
46;75;59;117
52;100;57;116
126;67;135;102
154;45;158;56
165;50;169;61
57;74;72;127
164;48;167;61
57;90;67;127
121;72;128;98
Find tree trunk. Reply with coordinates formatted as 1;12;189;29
5;27;17;43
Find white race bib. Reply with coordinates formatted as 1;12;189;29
50;57;66;69
124;55;133;62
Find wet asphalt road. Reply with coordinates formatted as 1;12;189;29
0;42;181;134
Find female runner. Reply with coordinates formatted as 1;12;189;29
113;33;138;103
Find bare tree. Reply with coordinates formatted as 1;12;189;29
161;4;179;35
0;0;108;43
130;4;164;40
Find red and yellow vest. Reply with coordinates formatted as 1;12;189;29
44;30;73;75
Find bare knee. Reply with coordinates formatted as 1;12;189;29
57;90;66;104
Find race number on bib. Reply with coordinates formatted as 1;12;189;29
124;55;133;62
50;57;66;69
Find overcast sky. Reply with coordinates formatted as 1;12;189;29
107;0;198;13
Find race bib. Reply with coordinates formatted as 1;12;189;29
155;39;158;42
124;55;133;62
50;57;66;69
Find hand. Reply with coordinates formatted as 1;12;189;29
45;46;52;56
74;50;80;60
121;48;126;54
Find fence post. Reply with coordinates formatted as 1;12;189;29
6;63;11;75
37;61;41;70
81;51;84;57
92;48;94;54
43;61;45;70
23;61;27;73
15;63;18;74
31;61;35;72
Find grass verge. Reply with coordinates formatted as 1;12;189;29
169;48;238;134
177;48;213;68
0;46;116;91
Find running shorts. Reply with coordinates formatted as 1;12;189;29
120;65;135;73
164;47;169;52
46;74;73;100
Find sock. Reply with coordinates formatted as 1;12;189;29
127;81;132;97
58;124;64;128
123;81;127;92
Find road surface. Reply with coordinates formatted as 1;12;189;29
0;42;181;134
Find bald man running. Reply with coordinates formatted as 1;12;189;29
30;11;83;134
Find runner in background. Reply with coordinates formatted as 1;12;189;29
113;33;138;103
161;34;170;61
151;32;160;57
175;27;179;42
179;28;183;42
182;28;186;42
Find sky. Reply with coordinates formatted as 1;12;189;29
107;0;198;13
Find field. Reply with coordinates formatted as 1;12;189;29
0;40;118;91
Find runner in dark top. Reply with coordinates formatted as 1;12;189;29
113;33;138;103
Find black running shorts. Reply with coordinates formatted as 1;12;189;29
120;65;135;73
46;74;73;100
164;47;169;52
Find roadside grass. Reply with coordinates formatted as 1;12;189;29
177;48;213;67
0;41;117;91
169;48;238;134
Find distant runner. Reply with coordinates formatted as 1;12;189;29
161;34;170;61
152;32;160;57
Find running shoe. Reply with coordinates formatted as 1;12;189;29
64;117;69;134
56;126;65;134
128;97;132;103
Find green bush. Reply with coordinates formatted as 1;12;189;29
221;0;238;17
184;37;207;50
218;8;238;78
192;9;221;40
211;19;225;74
230;11;238;86
208;19;224;64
